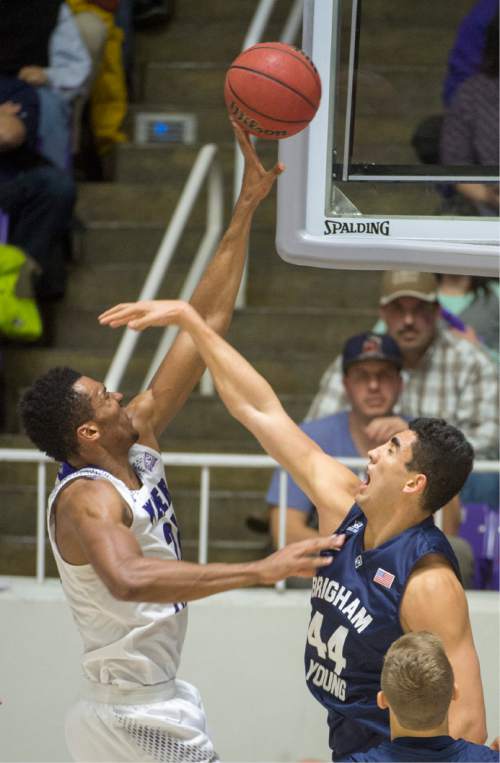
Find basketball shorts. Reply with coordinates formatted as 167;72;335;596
65;678;219;762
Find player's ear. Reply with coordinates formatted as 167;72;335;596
451;682;459;702
377;690;389;710
402;472;426;497
77;421;100;446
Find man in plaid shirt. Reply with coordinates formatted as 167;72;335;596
306;271;499;461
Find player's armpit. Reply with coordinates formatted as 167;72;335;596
305;445;360;534
400;555;487;744
55;479;142;598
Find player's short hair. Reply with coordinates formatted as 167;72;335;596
407;418;474;513
19;367;93;462
381;631;454;730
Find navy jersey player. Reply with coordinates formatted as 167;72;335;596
19;123;343;763
105;299;489;761
345;632;499;762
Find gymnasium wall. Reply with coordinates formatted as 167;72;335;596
0;580;498;762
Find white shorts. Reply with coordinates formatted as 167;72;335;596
65;679;219;762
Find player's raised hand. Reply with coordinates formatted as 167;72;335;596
255;534;346;585
231;117;285;207
98;299;196;331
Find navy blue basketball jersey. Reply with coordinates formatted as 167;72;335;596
304;504;460;760
345;735;500;762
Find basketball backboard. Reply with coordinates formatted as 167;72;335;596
276;0;499;275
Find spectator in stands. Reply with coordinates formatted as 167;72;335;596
411;0;497;199
374;273;499;361
266;331;474;587
0;0;90;171
345;631;499;762
307;271;498;461
67;0;127;177
436;274;499;359
440;12;499;217
442;0;498;107
0;76;76;307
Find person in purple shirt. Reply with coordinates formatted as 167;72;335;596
344;631;499;762
412;0;497;167
443;0;498;107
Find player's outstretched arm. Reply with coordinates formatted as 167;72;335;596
99;121;284;438
57;480;345;602
101;301;359;532
400;555;487;744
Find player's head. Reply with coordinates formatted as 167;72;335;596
379;271;439;357
19;367;138;463
342;332;403;420
357;418;473;514
378;631;456;732
406;418;474;513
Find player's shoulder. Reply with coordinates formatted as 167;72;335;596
459;740;500;762
401;553;466;627
125;390;161;449
406;553;461;593
57;474;125;516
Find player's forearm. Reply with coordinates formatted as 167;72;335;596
114;557;265;603
189;195;256;335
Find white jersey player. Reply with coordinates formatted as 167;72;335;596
20;122;342;763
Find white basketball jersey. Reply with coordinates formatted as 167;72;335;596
47;444;188;689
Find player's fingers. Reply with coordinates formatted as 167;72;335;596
311;533;346;552
231;118;252;152
128;310;175;330
314;555;335;567
98;303;135;321
272;162;285;176
127;318;148;331
294;555;334;578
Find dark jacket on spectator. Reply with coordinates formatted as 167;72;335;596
0;0;62;76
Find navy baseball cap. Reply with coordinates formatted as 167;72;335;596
342;332;403;373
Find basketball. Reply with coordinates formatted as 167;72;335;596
224;42;322;140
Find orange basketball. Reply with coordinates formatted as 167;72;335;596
224;42;322;140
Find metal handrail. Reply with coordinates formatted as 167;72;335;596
104;144;223;393
1;448;498;589
234;0;304;309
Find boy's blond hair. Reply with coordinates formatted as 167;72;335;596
381;632;454;730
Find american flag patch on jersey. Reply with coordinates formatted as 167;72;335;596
373;567;395;589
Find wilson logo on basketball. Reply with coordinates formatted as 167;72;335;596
228;102;288;137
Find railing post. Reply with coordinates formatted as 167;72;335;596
198;467;210;564
36;462;46;584
198;160;223;397
275;468;289;592
280;0;303;44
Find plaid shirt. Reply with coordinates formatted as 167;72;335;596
306;327;499;458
